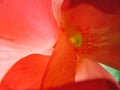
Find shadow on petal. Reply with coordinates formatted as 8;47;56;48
45;79;120;90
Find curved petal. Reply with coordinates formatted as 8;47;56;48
45;79;120;90
0;0;58;81
61;0;120;14
0;0;58;51
41;32;77;89
61;3;120;70
75;55;119;87
0;54;49;90
52;0;64;25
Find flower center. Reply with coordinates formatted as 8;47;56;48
69;32;82;48
61;13;82;48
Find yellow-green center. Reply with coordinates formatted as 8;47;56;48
70;33;82;48
61;14;82;48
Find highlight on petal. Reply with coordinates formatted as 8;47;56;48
52;0;64;25
45;79;120;90
41;32;77;89
0;54;49;90
0;0;58;81
0;0;58;54
75;55;119;86
61;2;120;70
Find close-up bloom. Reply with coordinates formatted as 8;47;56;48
0;0;120;90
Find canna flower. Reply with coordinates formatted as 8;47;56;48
0;0;120;90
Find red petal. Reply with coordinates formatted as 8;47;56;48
41;32;77;89
62;0;120;14
61;3;120;70
0;0;58;81
0;54;49;90
46;79;120;90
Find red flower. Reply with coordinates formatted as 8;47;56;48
0;0;120;90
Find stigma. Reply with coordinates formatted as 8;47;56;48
70;32;82;48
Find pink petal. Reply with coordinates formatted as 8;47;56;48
41;32;77;89
0;0;58;53
52;0;64;25
0;0;58;81
75;55;119;87
0;54;49;90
